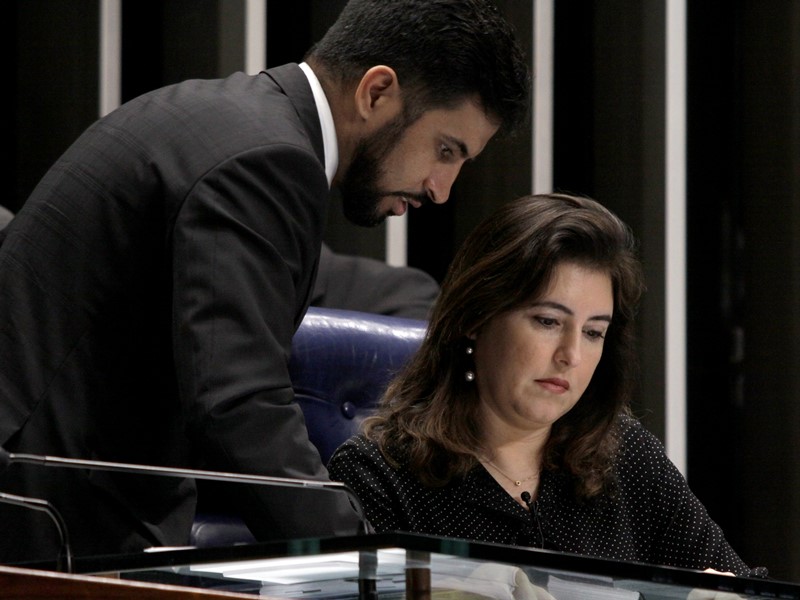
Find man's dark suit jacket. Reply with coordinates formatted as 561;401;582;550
0;64;360;562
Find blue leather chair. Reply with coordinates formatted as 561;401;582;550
190;306;427;546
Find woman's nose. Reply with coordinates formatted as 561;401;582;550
555;332;582;367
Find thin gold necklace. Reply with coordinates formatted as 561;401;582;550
483;459;539;487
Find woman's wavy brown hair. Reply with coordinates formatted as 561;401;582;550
363;193;645;500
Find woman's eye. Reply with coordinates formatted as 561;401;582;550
439;144;454;159
534;316;558;328
584;329;607;341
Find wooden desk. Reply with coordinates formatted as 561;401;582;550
0;564;258;600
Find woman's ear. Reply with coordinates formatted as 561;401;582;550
353;65;402;122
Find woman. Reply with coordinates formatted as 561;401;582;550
328;193;766;577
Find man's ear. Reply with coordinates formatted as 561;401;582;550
353;65;401;122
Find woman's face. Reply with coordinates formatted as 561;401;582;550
471;262;614;436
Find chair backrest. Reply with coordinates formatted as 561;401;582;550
190;307;426;547
290;306;427;463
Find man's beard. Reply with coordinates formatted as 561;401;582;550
338;111;423;227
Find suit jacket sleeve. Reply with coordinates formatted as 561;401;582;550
312;242;439;319
172;141;361;539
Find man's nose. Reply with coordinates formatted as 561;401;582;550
424;163;462;204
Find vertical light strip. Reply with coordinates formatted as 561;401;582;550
385;215;408;267
98;0;121;117
665;0;687;474
245;0;267;74
532;0;554;194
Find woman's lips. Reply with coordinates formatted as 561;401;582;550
535;378;570;393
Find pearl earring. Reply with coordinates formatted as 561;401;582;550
465;343;475;382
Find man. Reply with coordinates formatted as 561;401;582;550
0;0;529;563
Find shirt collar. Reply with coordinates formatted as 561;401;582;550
298;62;338;187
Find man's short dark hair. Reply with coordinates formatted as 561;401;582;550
306;0;531;136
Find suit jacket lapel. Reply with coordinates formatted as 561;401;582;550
263;63;325;170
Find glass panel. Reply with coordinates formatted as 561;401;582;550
71;533;797;599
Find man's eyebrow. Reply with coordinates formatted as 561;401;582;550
531;300;613;323
443;134;470;159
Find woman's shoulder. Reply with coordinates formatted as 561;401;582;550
615;413;663;447
613;414;683;481
329;434;404;473
612;414;674;468
329;435;382;481
330;433;380;461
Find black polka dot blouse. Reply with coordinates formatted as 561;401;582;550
328;416;767;578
